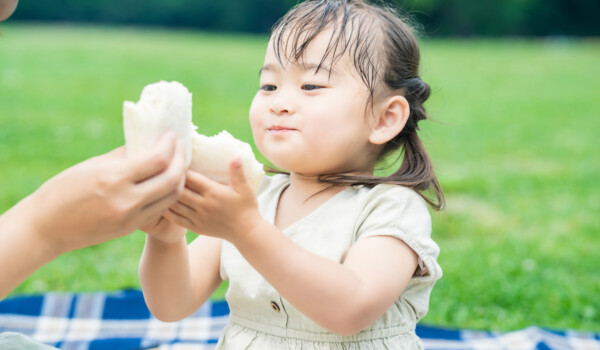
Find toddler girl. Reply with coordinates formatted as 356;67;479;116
139;0;445;348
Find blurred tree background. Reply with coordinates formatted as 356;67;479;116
10;0;600;36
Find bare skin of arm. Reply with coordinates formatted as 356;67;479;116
139;232;223;322
0;133;186;300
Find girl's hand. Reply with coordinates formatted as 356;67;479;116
164;159;262;242
140;215;187;244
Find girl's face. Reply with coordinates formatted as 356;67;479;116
250;29;381;176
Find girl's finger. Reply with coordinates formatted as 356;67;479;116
228;157;248;193
134;189;182;227
169;201;197;220
178;186;204;208
185;170;216;194
164;209;195;231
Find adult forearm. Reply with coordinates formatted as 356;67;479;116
231;220;375;334
139;236;198;321
0;197;61;300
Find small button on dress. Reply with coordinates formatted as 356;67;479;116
270;301;280;312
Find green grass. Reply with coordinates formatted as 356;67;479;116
1;24;599;332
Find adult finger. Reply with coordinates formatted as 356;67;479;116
141;186;182;214
126;132;177;183
134;178;184;221
133;140;186;208
134;190;182;228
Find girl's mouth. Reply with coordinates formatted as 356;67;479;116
268;125;296;135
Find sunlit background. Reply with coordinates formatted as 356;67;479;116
1;0;598;333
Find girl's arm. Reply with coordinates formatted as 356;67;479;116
165;161;418;335
234;223;417;335
139;232;222;322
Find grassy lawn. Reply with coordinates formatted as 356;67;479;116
1;24;598;332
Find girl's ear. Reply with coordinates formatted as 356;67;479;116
369;95;410;145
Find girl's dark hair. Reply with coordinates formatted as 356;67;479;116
269;0;445;210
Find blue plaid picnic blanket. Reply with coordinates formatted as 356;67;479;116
0;290;598;349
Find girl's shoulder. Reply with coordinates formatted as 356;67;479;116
355;183;430;215
354;183;431;228
255;173;290;193
354;184;441;283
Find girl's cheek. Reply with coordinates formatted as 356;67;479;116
249;107;261;131
248;98;261;127
248;101;265;148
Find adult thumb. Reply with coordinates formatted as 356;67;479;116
229;157;247;193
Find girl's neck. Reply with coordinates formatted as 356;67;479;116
274;172;347;231
284;172;344;203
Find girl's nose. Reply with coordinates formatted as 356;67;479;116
271;103;292;115
270;93;294;116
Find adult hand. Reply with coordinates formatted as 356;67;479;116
0;132;186;299
15;132;186;254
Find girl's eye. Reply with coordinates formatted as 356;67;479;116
260;84;277;91
302;84;321;91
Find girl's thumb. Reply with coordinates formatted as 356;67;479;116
229;157;247;191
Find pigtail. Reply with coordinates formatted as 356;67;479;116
391;132;445;210
388;77;445;210
316;74;445;210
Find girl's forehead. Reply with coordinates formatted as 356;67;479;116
265;29;354;72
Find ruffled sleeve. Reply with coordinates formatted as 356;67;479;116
355;185;442;283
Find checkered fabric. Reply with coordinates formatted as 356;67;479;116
0;290;227;349
1;290;598;349
416;324;600;350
